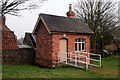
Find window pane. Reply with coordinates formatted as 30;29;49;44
75;39;77;42
75;38;86;51
82;39;84;42
78;38;81;42
79;43;81;51
75;43;77;51
82;43;85;50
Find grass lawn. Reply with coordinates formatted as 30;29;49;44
2;55;119;78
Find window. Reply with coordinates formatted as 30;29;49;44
75;38;85;51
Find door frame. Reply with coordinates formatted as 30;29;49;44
60;38;68;52
59;38;68;62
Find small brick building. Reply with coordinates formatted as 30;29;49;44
32;4;94;68
0;16;18;50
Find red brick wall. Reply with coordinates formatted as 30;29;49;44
35;24;91;68
0;31;2;50
51;33;91;65
1;31;18;50
51;34;60;66
2;48;35;64
35;22;53;68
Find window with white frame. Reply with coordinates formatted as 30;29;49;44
75;38;85;51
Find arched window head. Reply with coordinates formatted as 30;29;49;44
75;38;85;52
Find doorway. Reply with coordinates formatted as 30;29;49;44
59;38;68;62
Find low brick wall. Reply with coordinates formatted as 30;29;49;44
2;48;35;65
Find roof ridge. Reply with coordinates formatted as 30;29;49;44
39;13;67;18
39;13;83;21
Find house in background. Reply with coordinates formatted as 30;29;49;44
0;16;18;50
30;4;94;68
23;32;36;49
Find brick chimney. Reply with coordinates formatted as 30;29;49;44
66;4;75;18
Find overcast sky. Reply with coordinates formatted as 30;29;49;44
5;0;119;39
5;0;77;39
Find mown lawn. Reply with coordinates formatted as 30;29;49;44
89;55;119;78
2;55;119;78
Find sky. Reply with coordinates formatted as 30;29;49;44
5;0;77;39
5;0;119;39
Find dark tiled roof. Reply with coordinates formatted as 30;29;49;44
23;32;36;49
34;14;94;34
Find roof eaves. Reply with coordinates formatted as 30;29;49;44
32;15;41;34
51;31;94;34
32;15;51;34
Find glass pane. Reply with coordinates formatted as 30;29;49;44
75;39;77;42
75;38;86;51
79;43;81;51
82;43;85;50
81;39;84;42
78;38;81;42
75;43;77;51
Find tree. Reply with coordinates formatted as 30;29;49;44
74;0;118;52
113;26;120;48
17;37;24;45
0;0;47;16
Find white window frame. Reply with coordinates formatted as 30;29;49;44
75;38;85;52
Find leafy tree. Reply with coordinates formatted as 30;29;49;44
74;0;118;52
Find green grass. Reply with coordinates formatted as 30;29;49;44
2;55;119;78
89;55;119;78
2;65;102;78
102;56;119;70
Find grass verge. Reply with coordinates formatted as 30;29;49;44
2;55;119;78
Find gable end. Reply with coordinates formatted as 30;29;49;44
32;16;51;35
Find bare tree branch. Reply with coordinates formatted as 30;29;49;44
74;0;118;51
0;0;47;16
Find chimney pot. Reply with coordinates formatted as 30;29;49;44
69;4;72;11
66;4;75;18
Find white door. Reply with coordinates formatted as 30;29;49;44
59;39;67;62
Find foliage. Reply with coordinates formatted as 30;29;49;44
74;0;118;51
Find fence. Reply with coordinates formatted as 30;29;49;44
58;51;101;69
